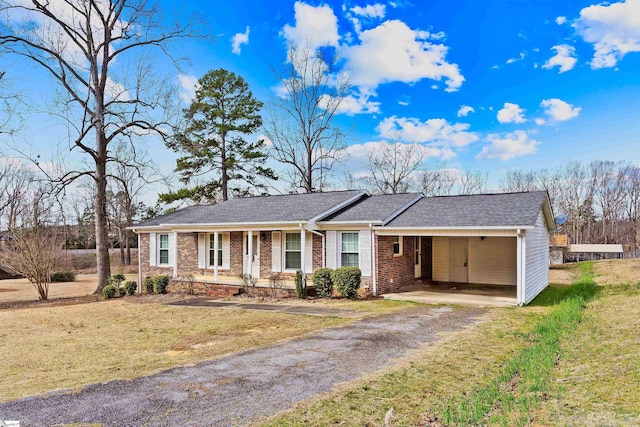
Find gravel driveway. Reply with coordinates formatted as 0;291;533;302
0;305;486;426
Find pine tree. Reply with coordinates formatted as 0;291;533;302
161;69;276;204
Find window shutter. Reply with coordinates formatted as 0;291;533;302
305;231;313;272
222;233;231;269
198;233;206;269
326;231;337;269
168;232;176;268
272;231;282;272
359;229;372;277
149;233;157;266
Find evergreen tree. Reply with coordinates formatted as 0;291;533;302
161;69;276;204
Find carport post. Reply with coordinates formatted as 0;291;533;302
247;230;253;277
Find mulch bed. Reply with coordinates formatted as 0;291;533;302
0;295;100;311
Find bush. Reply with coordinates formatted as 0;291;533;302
331;267;361;299
313;268;333;298
108;273;126;287
118;286;127;297
102;284;117;299
143;277;155;294
153;275;170;294
124;280;138;296
50;271;76;282
295;270;307;299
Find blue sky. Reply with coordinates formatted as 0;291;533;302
2;0;639;203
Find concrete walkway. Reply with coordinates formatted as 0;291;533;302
166;298;364;318
383;284;517;307
0;305;486;427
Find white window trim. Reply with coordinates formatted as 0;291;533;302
339;231;359;268
282;232;302;272
205;232;230;270
393;236;403;257
157;233;170;266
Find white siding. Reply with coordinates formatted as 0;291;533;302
197;233;206;268
359;229;372;277
468;237;517;286
326;231;337;269
304;231;313;272
432;236;450;282
169;232;177;276
149;233;157;266
222;233;231;270
272;231;282;272
524;210;550;304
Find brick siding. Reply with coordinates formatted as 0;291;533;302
375;235;416;294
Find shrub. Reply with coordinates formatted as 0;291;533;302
102;284;117;299
108;273;126;287
295;270;307;299
143;277;155;294
124;280;138;296
313;268;333;298
118;286;127;297
153;275;170;294
331;267;361;299
50;271;76;282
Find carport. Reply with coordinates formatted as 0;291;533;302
373;192;555;306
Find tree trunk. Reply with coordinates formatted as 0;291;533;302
94;159;111;293
119;227;125;265
221;134;228;201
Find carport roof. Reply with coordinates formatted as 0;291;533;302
384;191;551;228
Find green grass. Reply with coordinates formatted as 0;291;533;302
437;262;598;426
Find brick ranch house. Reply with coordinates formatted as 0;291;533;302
131;190;555;305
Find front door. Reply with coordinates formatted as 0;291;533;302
243;232;260;278
414;236;422;278
450;238;468;283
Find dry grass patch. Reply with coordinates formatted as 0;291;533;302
592;258;640;286
0;300;351;401
549;263;580;285
535;288;640;426
257;306;549;427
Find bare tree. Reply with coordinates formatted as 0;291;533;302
420;162;457;196
0;189;61;300
0;0;202;293
264;44;349;192
363;139;425;194
458;168;488;195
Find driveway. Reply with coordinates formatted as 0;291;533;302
0;305;487;426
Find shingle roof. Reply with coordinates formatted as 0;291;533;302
133;190;366;227
384;191;549;228
322;193;422;223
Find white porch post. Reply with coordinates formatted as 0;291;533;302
300;226;306;277
213;231;219;280
247;230;253;277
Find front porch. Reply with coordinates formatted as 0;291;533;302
382;282;517;307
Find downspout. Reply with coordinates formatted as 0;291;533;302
370;223;377;297
307;228;325;268
137;231;142;294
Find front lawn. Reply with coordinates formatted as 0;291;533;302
0;299;355;401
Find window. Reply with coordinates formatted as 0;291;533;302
209;234;223;267
393;236;402;256
341;232;359;267
285;232;301;270
158;234;169;265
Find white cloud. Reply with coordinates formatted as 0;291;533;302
535;118;546;125
320;88;381;115
104;76;130;102
343;20;464;92
497;102;527;124
477;131;539;161
398;100;409;106
574;0;640;69
178;73;198;103
346;140;442;161
231;26;250;55
282;2;340;49
350;4;386;19
457;105;475;117
377;116;479;148
542;44;577;73
506;52;526;64
556;16;567;25
539;98;581;123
